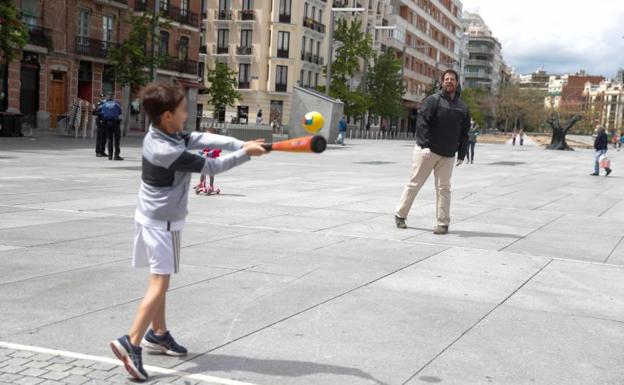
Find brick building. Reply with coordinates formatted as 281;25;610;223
1;0;201;131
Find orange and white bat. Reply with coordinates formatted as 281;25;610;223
261;135;326;154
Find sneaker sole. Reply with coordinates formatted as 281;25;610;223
110;340;147;381
141;339;187;357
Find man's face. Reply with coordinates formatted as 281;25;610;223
442;73;457;94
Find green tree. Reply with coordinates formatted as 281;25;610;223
107;13;169;131
0;1;28;63
425;79;440;96
460;88;487;128
367;48;405;125
325;17;373;117
204;63;240;121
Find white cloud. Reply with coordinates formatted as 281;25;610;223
461;0;624;77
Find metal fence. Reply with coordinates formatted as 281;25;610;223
347;129;417;141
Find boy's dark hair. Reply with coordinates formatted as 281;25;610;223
140;82;186;126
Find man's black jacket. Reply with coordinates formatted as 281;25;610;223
416;89;470;160
594;131;608;150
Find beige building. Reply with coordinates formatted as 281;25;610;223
199;0;332;126
583;80;624;132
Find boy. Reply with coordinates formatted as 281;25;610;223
110;82;266;381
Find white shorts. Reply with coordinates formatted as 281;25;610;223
132;223;182;275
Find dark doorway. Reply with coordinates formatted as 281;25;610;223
20;52;40;128
77;61;93;103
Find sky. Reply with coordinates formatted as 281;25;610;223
461;0;624;78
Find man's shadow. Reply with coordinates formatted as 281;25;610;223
174;353;392;385
410;227;522;239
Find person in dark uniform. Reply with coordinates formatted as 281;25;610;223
99;93;124;160
94;94;108;157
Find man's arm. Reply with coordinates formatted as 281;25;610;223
416;95;437;149
185;131;245;152
457;108;471;161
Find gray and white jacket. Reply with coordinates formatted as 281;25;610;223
137;125;250;222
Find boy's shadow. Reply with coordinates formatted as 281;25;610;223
170;353;392;385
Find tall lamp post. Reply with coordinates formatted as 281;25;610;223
325;7;365;96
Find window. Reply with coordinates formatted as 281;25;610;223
304;3;308;18
300;69;304;85
160;0;169;11
242;0;252;10
160;31;169;55
276;65;288;91
238;63;250;88
179;36;189;60
311;6;315;21
219;0;230;11
277;31;289;58
102;16;114;44
217;29;229;47
21;0;38;25
318;9;322;23
302;36;306;56
279;0;291;22
307;71;312;87
316;41;320;56
78;8;90;40
180;0;188;16
240;29;252;47
315;73;319;87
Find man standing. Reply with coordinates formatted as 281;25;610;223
94;94;107;157
100;93;124;160
591;125;611;176
394;69;470;234
336;116;347;145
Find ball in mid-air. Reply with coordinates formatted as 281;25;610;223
302;111;324;134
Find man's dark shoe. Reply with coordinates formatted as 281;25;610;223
114;156;124;161
96;153;105;157
142;329;188;356
395;215;407;229
433;225;449;235
590;173;599;176
110;335;148;381
605;168;612;176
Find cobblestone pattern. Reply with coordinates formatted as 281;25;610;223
0;347;201;385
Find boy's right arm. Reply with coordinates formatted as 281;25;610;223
185;131;246;152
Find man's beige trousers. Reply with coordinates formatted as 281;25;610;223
395;146;455;226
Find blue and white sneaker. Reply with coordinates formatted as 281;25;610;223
110;335;148;381
142;329;188;356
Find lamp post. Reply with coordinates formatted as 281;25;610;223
325;7;366;96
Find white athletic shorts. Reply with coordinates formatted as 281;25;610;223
132;211;185;275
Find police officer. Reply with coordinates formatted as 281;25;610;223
94;94;108;157
99;92;124;160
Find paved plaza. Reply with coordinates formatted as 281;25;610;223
0;134;623;385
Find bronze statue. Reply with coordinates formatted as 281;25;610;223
546;114;581;151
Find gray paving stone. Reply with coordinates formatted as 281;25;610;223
62;374;91;385
45;356;76;365
15;376;46;385
10;351;36;359
31;354;56;362
40;370;70;381
66;367;93;376
0;372;23;382
87;362;117;372
84;370;115;380
66;360;94;369
18;368;48;377
4;357;30;367
44;363;73;372
1;365;26;374
23;360;52;369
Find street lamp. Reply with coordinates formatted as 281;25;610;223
325;7;366;96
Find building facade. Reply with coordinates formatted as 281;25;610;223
583;80;624;132
391;0;463;131
2;0;201;131
460;11;501;93
515;69;550;91
545;71;604;112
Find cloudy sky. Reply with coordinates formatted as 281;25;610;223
461;0;624;77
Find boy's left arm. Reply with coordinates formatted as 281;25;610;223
185;131;245;152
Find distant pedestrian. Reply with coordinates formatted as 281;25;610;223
93;94;108;157
619;132;624;151
466;119;479;164
99;93;124;160
518;129;524;146
591;125;611;176
256;109;263;125
613;131;620;150
336;116;347;145
512;131;517;146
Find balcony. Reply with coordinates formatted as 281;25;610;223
215;9;233;20
238;81;250;89
239;9;255;21
275;83;287;92
26;24;52;49
161;57;198;75
94;0;128;8
75;37;117;59
214;45;229;54
236;46;252;55
134;2;199;27
278;14;291;23
302;17;325;34
300;52;324;65
277;49;289;58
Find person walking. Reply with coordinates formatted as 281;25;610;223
256;109;263;125
394;69;470;234
591;125;611;176
336;116;347;145
518;129;524;146
466;119;479;164
93;94;108;157
100;93;124;160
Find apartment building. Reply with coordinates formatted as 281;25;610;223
2;0;201;131
461;11;502;93
583;80;624;132
200;0;331;125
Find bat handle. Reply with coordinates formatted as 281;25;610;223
261;143;273;151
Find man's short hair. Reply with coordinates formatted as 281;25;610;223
140;82;186;126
